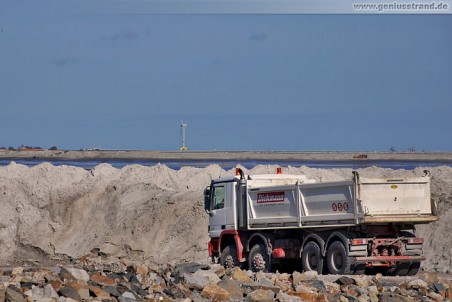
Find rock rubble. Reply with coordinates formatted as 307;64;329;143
1;263;451;302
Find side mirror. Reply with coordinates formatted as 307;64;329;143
204;186;211;213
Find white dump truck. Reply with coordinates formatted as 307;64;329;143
204;168;437;275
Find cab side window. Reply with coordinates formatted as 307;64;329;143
211;186;225;210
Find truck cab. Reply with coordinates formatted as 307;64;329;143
205;176;240;238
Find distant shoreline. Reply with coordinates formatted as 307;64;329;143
1;149;452;162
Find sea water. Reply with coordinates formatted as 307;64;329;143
1;158;451;170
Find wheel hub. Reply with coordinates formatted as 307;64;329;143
309;254;318;267
333;251;344;270
252;254;266;271
225;255;235;268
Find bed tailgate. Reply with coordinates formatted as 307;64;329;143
357;174;437;223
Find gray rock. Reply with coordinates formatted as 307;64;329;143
192;269;221;285
12;267;24;275
255;271;267;282
368;290;379;302
407;279;428;289
6;286;27;302
241;282;281;295
62;268;89;282
257;277;275;287
335;276;355;286
294;271;318;284
77;287;90;301
378;292;411;302
183;272;209;291
130;283;148;297
323;281;341;298
24;285;44;299
217;279;243;300
333;293;361;302
294;283;317;294
190;290;211;302
427;291;444;301
276;291;302;302
172;262;209;277
57;297;79;302
432;282;447;294
352;275;370;288
389;286;399;293
24;285;58;300
107;272;122;280
118;297;137;302
148;272;158;281
44;284;60;298
58;286;81;302
28;298;57;302
163;286;186;299
245;289;275;302
354;285;369;297
117;282;133;294
103;286;122;297
121;291;137;300
308;280;327;293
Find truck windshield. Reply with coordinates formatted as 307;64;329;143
211;186;225;210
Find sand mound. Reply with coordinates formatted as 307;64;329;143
0;163;451;272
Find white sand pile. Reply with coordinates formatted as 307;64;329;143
0;163;451;272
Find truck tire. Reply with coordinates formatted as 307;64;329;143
220;245;240;269
406;261;421;276
354;263;366;275
301;241;324;274
392;262;410;276
326;241;354;275
249;244;271;272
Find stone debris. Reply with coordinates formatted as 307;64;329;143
1;264;451;302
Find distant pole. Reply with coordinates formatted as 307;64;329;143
180;120;188;150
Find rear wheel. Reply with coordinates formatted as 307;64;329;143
220;245;240;269
354;263;366;275
301;241;324;274
373;267;392;276
249;244;271;272
392;262;410;276
326;241;354;275
406;261;421;276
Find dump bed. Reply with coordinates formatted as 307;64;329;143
247;180;357;229
246;173;437;230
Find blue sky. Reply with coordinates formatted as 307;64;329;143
0;1;451;151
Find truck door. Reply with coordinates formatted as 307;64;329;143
208;182;236;238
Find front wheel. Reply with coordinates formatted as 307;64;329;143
301;241;324;274
326;241;354;275
220;245;240;269
249;244;271;272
